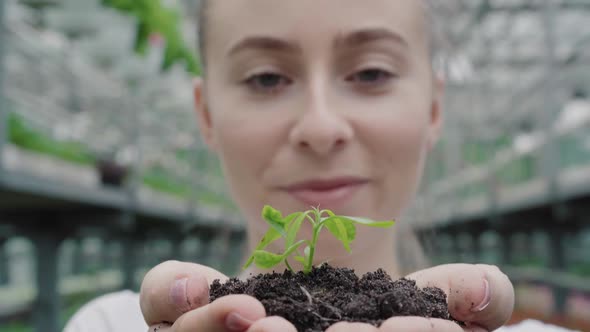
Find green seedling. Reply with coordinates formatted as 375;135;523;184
243;205;395;274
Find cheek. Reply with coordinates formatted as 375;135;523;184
213;113;269;180
360;94;431;170
382;120;428;185
360;102;431;216
209;102;287;208
386;121;429;165
382;88;432;168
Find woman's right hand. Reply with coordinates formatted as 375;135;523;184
139;260;297;332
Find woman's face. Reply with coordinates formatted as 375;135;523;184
196;0;442;231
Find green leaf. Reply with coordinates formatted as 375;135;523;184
323;209;336;217
322;217;356;252
243;227;282;269
339;216;395;228
242;256;255;270
284;240;307;258
253;240;306;269
262;205;284;223
285;212;308;250
304;246;311;259
253;250;285;269
283;212;300;224
262;205;287;235
294;256;306;263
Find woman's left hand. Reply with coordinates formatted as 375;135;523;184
326;263;515;332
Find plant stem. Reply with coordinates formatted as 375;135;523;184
305;224;322;274
285;259;294;272
304;209;323;274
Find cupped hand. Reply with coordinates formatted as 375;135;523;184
141;262;513;332
325;264;514;332
139;260;297;332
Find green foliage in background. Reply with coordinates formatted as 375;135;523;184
0;323;31;332
142;166;192;197
142;166;236;210
497;156;535;185
101;0;200;75
7;112;234;207
8;112;96;166
558;135;590;169
462;136;511;166
569;263;590;278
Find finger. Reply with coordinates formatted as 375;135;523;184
379;317;484;332
246;316;298;332
140;260;229;325
326;322;379;332
172;294;266;332
406;264;514;331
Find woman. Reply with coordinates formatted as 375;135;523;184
66;1;515;331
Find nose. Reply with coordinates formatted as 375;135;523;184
288;88;354;156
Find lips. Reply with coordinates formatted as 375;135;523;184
282;177;368;208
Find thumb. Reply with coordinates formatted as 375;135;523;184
406;264;515;331
140;260;228;326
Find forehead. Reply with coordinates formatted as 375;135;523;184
206;0;429;57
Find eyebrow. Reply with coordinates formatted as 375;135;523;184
335;28;409;50
228;36;302;56
227;27;409;57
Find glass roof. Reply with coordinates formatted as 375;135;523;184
437;0;589;114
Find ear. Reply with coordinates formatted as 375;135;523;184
427;75;444;151
193;77;217;151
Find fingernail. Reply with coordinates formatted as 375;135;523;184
170;278;191;312
225;312;253;331
186;275;210;308
472;278;491;312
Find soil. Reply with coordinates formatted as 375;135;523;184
209;264;456;332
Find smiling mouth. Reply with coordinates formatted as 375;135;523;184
282;178;368;208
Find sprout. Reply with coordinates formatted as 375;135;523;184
243;205;395;274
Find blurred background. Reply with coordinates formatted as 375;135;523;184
0;0;588;331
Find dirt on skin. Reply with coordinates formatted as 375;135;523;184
209;264;455;332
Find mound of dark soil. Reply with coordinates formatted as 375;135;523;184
210;264;455;332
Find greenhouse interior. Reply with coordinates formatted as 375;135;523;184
0;0;589;331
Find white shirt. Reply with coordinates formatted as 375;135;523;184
64;291;148;332
65;291;580;332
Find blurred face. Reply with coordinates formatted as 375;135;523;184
195;0;442;244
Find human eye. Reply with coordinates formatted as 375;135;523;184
346;68;396;88
243;71;293;95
